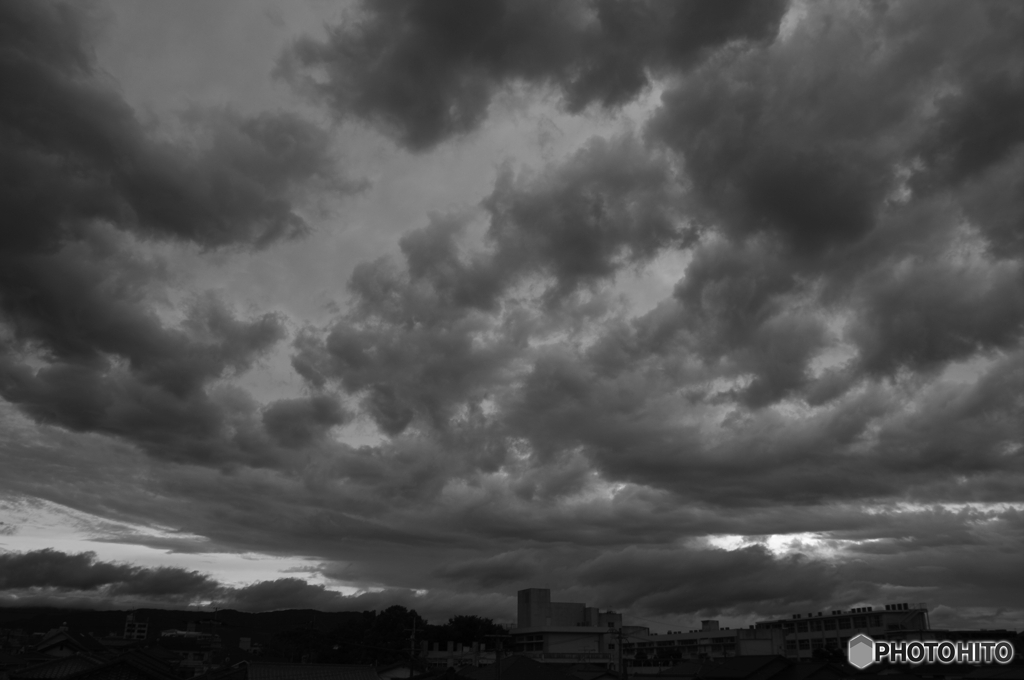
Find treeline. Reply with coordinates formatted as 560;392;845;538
278;606;506;665
0;605;506;667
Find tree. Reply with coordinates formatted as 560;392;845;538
435;616;506;647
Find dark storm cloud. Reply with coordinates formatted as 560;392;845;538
262;394;347;448
829;508;1024;616
433;551;541;590
0;288;291;467
484;135;691;299
0;549;218;596
221;578;347;612
1;0;348;252
620;0;1024;409
290;133;687;435
648;0;1023;255
0;0;358;468
848;249;1023;376
2;0;1022;631
578;545;839;615
279;0;789;150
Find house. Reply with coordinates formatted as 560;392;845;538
8;654;105;680
33;630;109;659
47;650;181;680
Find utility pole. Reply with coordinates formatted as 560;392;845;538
405;618;419;679
616;628;629;680
484;632;511;679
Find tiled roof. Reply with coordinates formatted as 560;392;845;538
246;662;380;680
10;656;103;679
58;652;180;680
35;632;109;656
0;655;54;670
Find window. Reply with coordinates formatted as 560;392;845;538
852;617;867;629
810;621;822;632
798;640;810;650
838;618;851;629
796;623;808;633
609;644;616;650
823;620;836;631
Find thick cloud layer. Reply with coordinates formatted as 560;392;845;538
0;0;355;469
0;549;217;599
279;0;788;150
0;0;1021;631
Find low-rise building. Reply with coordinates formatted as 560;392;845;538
752;601;929;660
124;614;149;641
510;588;632;668
422;641;496;670
622;621;786;675
159;630;223;676
34;628;109;658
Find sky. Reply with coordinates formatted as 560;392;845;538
0;0;1022;633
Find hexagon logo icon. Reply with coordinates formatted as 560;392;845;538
848;633;875;669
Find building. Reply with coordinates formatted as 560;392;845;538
421;641;496;670
33;628;110;658
510;588;635;668
622;621;786;675
159;630;224;676
124;613;149;641
752;601;930;660
518;588;625;630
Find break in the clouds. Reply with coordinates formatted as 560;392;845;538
1;0;1022;633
